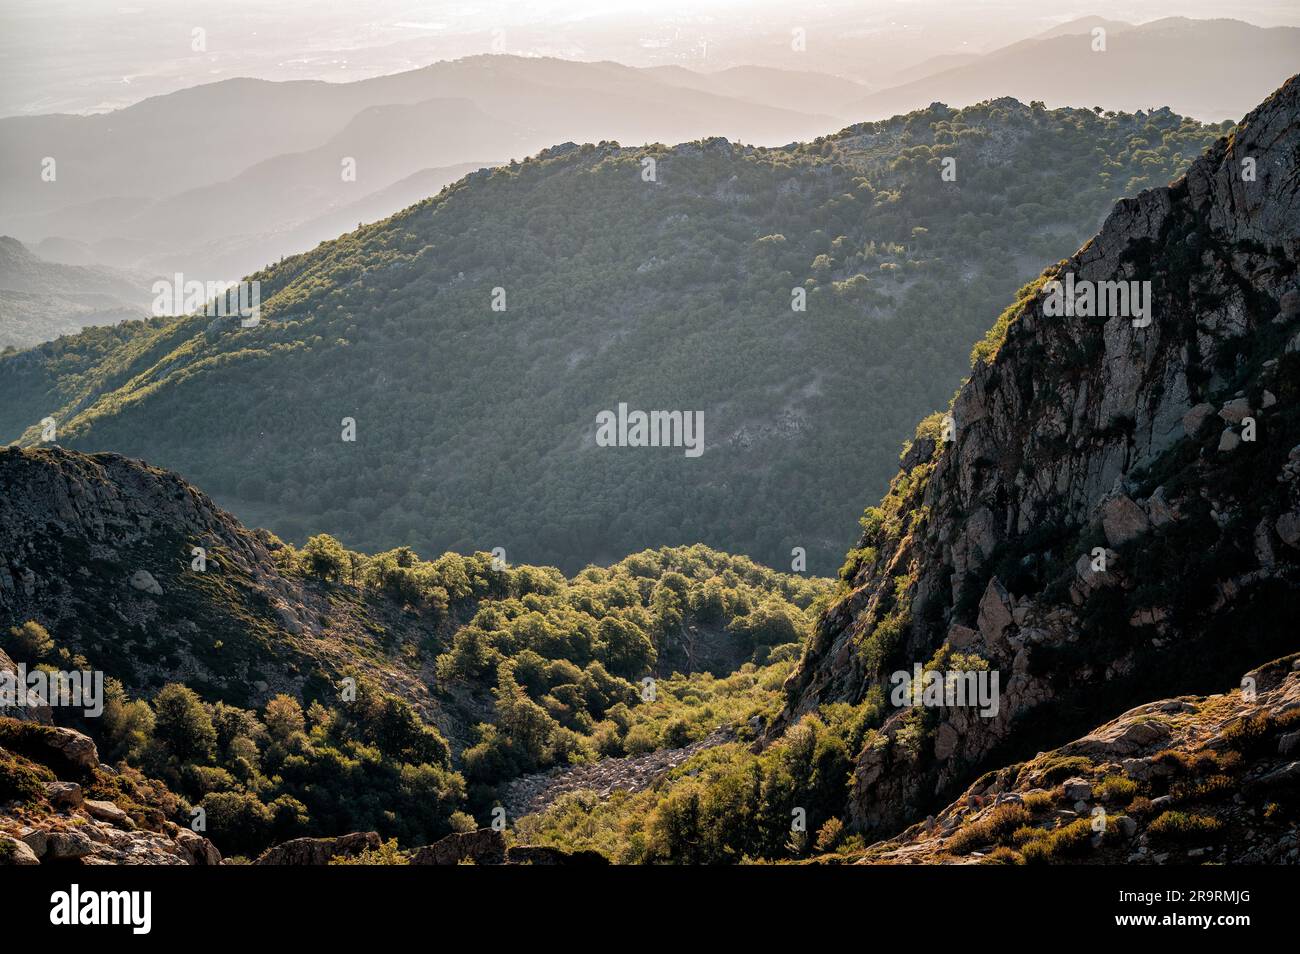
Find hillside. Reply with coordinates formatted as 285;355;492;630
0;100;1227;574
777;69;1300;837
0;237;152;350
852;653;1300;864
0;445;827;858
4;75;1299;868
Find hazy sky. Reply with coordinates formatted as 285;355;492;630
3;0;1299;115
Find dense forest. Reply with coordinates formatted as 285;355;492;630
1;100;1230;574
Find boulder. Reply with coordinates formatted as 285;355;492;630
408;829;506;866
173;828;222;865
1218;429;1242;452
1276;511;1300;549
44;781;83;810
0;723;100;778
44;830;94;860
83;798;131;827
0;835;40;865
254;831;379;865
1062;778;1092;801
1217;398;1252;423
1101;495;1150;547
129;569;163;595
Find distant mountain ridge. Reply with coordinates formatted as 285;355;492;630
0;55;846;284
849;17;1300;122
0;237;152;350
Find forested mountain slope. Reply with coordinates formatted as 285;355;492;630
513;74;1300;864
1;101;1226;574
0;445;826;857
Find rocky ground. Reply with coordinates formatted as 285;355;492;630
504;725;735;819
0;721;222;866
0;712;605;866
843;653;1300;864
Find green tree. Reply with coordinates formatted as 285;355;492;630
152;684;217;763
301;533;348;581
5;621;53;662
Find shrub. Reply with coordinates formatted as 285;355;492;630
4;621;53;662
448;811;478;833
1023;791;1054;813
1147;811;1223;844
947;804;1032;854
152;684;217;764
1126;796;1154;817
1037;756;1093;785
815;817;845;853
1019;818;1094;864
1093;775;1138;803
0;749;52;804
329;838;409;865
981;846;1023;864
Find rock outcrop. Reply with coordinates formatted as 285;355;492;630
853;654;1300;865
0;717;223;866
253;831;380;865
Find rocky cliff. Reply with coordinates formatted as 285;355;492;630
780;74;1300;836
0;446;430;711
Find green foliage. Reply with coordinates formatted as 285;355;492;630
152;684;218;764
0;746;54;804
1019;818;1094;863
4;621;53;662
329;838;410;865
1093;775;1139;803
301;534;348;582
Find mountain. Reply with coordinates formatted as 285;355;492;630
778;71;1300;838
0;237;153;350
850;18;1300;122
170;162;495;283
0;55;844;282
642;64;871;117
512;73;1300;865
0;101;1226;574
3;75;1299;868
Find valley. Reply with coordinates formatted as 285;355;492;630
1;5;1298;884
